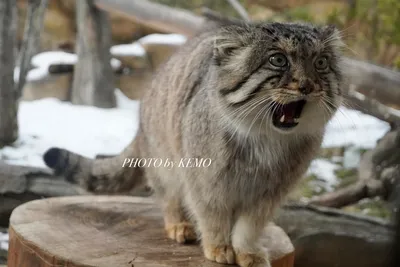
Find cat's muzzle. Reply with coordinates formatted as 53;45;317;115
272;99;306;130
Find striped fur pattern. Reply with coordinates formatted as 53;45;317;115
43;22;344;267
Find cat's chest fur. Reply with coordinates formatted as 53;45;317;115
223;136;304;199
187;132;321;210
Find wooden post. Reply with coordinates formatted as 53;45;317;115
72;0;116;108
7;196;294;267
16;0;48;98
0;0;18;148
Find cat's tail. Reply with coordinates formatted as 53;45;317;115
43;139;144;194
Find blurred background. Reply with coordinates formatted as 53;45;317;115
16;0;400;67
1;1;400;267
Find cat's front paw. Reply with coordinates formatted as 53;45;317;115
165;222;197;244
235;251;271;267
203;244;236;264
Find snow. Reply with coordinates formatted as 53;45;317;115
14;66;49;83
0;90;139;168
110;58;122;69
139;33;187;46
0;232;8;251
110;42;146;57
14;51;122;83
109;33;186;57
322;107;390;149
306;159;340;190
12;33;187;85
31;51;78;67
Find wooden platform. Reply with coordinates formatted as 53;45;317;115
7;196;294;267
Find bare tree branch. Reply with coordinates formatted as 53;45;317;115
226;0;250;21
345;87;400;128
94;0;205;37
342;58;400;109
308;180;384;208
308;130;400;208
16;0;48;98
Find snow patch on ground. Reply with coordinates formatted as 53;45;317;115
323;107;390;149
0;91;139;168
0;232;8;251
306;159;341;190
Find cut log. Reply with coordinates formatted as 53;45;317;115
7;196;294;267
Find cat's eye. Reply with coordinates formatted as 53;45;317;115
315;56;329;70
269;53;288;68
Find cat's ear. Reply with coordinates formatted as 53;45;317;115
321;24;338;37
321;24;344;48
213;34;245;66
321;24;343;41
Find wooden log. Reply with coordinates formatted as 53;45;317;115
342;58;400;109
7;196;294;267
0;161;86;227
276;204;394;267
94;0;205;37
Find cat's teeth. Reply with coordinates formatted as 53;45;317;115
280;115;285;123
294;118;299;123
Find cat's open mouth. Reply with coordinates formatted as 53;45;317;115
272;100;306;130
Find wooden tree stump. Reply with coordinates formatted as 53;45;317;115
7;196;294;267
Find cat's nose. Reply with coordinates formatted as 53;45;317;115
299;86;313;95
298;80;314;95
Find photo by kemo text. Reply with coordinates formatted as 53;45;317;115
122;158;213;169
